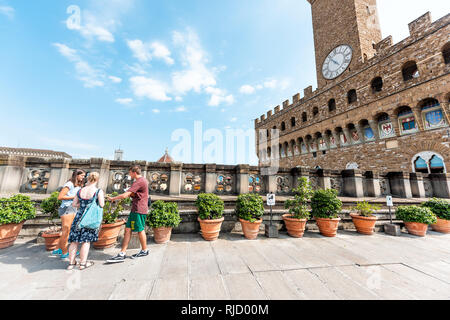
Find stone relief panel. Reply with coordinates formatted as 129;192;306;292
330;177;343;196
148;172;170;194
215;173;234;194
309;176;320;190
248;175;264;194
110;171;133;193
21;168;50;193
182;172;204;194
276;176;292;194
379;178;391;196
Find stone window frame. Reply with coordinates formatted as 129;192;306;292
370;76;383;93
412;151;447;174
328;99;336;113
290;117;296;128
442;42;450;65
347;89;358;104
402;60;420;82
302;112;308;123
312;107;319;117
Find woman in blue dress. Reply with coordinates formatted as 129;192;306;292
67;172;105;270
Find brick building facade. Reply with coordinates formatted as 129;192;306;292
255;0;450;174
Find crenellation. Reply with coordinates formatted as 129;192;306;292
409;11;432;37
293;93;300;103
374;35;393;54
274;105;281;114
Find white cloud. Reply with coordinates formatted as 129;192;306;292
53;43;104;88
109;76;122;83
240;85;256;95
171;29;218;95
206;87;235;107
175;96;183;102
230;117;237;122
175;106;187;112
152;109;161;114
115;98;133;105
127;39;174;65
0;6;14;19
130;76;171;101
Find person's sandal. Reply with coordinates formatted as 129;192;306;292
67;263;77;270
79;261;94;270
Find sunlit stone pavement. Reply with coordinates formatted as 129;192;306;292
1;230;449;300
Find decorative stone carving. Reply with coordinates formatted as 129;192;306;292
148;172;170;194
183;172;203;193
330;177;343;196
248;175;264;193
111;171;133;193
21;168;50;193
276;176;291;194
215;174;233;194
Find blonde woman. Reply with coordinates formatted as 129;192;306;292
53;169;86;259
67;172;105;270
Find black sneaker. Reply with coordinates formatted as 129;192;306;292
131;250;149;259
106;253;126;264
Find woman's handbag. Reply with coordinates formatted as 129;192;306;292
77;190;103;231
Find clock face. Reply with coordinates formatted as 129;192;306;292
322;45;353;80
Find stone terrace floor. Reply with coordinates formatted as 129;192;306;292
1;230;449;300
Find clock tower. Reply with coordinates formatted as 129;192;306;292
307;0;382;89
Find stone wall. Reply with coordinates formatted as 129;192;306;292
1;154;449;199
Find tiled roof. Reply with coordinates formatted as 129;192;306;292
0;147;72;159
157;148;174;163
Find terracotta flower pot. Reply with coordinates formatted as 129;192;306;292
198;217;224;241
0;222;25;249
350;214;378;235
431;218;450;234
153;227;173;244
94;220;126;249
404;222;429;237
239;218;262;240
315;217;341;237
42;231;62;251
282;214;307;238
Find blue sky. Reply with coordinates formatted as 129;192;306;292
0;0;448;164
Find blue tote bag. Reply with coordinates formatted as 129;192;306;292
77;190;103;231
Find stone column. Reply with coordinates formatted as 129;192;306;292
89;158;111;192
364;171;381;197
205;164;217;193
429;173;450;199
0;155;26;195
356;125;365;144
291;167;310;187
387;172;412;198
368;120;380;141
318;169;332;189
412;107;424;131
410;173;426;198
342;128;352;146
169;162;183;196
331;131;340;149
236;164;250;195
342;169;364;198
47;158;71;193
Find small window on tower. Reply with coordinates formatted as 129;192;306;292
371;77;383;93
347;89;357;104
402;61;419;81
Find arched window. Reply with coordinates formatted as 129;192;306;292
420;98;446;130
397;106;417;135
290;117;296;128
443;43;450;64
313;107;319;117
371;77;383;93
281;122;286;131
328;99;336;112
402;61;419;81
347;89;357;104
412;152;446;173
302;112;307;123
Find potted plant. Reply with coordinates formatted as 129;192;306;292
196;193;225;241
311;189;343;237
94;192;126;249
0;194;36;249
350;201;381;235
422;198;450;234
396;205;437;237
283;177;313;238
40;192;63;251
147;200;182;244
235;193;265;240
